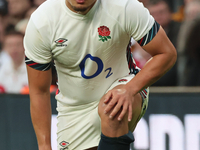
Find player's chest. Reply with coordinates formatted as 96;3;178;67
51;19;128;66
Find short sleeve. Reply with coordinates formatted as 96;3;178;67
23;17;52;64
125;0;155;41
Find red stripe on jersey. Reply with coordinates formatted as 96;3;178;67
143;89;147;94
141;92;146;98
139;37;144;45
28;62;38;66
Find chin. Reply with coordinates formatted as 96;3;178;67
72;5;88;12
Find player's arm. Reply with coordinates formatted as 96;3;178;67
125;1;177;92
104;1;176;122
104;26;177;121
26;64;52;150
126;26;177;94
23;11;53;149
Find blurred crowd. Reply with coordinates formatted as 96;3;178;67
0;0;57;94
133;0;200;86
0;0;200;94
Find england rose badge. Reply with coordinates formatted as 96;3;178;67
98;26;111;42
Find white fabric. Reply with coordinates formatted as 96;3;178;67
0;50;11;69
56;99;100;150
56;74;149;150
0;60;28;93
24;0;154;106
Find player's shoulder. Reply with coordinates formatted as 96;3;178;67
100;0;144;16
101;0;141;9
30;0;63;27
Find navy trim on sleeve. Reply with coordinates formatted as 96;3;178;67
25;56;51;71
126;41;140;75
137;21;160;46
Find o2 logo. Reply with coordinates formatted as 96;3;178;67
79;54;113;79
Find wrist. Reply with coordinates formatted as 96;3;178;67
125;83;138;97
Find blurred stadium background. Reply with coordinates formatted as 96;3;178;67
1;87;200;150
1;0;200;150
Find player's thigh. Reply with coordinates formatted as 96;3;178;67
57;100;101;150
128;87;149;132
98;84;142;124
128;92;143;131
98;74;143;121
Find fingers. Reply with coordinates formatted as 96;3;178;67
104;97;132;121
104;88;125;113
111;100;132;121
128;104;132;122
104;95;117;114
108;99;125;120
104;92;112;104
103;88;133;121
116;101;128;121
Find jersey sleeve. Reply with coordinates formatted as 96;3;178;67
137;21;160;46
125;0;160;46
24;16;52;65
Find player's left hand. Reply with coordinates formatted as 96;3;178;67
103;85;134;122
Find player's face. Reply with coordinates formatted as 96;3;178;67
148;2;171;28
4;34;24;64
66;0;97;15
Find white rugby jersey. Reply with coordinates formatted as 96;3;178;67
24;0;158;105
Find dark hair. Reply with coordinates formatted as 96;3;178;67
2;28;24;49
4;24;24;37
0;0;8;16
4;30;24;37
148;0;172;12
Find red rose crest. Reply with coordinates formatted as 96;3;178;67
98;26;111;42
